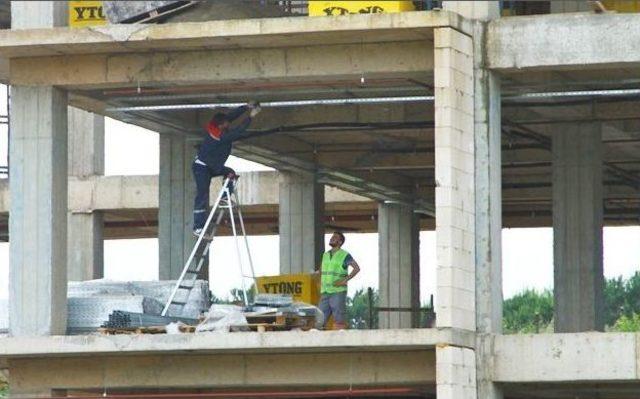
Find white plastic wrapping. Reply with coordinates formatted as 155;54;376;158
196;304;247;333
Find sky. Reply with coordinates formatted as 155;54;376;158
0;85;640;303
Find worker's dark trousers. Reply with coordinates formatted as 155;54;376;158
192;163;236;230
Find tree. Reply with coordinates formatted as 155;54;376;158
503;289;554;334
347;288;379;329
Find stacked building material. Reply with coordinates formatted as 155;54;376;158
68;296;164;334
69;280;211;319
102;310;198;329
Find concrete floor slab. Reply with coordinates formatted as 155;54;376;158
0;328;473;358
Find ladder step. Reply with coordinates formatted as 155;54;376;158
171;300;187;305
178;284;194;289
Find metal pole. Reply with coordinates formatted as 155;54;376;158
233;188;258;299
367;287;374;330
106;88;640;113
227;188;250;307
106;96;435;112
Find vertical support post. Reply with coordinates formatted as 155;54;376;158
473;19;503;399
278;171;324;274
434;27;476;332
434;25;477;399
67;106;105;281
9;0;69;337
9;86;68;336
378;202;420;328
553;122;604;332
159;135;205;280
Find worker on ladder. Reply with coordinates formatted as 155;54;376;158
192;102;262;239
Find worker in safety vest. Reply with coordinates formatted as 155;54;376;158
192;103;261;239
318;231;360;330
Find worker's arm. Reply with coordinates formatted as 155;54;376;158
334;260;360;287
219;117;252;143
219;103;261;143
226;106;249;122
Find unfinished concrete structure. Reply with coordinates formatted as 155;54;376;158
1;0;640;398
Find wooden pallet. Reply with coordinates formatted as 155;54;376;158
99;324;196;335
239;313;316;332
230;323;289;333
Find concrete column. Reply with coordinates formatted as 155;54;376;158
436;346;477;399
9;86;68;336
442;1;500;20
550;0;591;13
378;202;419;328
553;123;604;332
278;171;324;274
473;20;503;399
67;107;104;281
434;27;475;332
10;1;68;29
9;1;69;336
159;135;204;280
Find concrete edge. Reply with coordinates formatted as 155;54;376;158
0;10;472;57
0;328;471;359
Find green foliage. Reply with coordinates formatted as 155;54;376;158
503;289;554;334
347;288;379;329
611;313;640;332
504;272;640;334
605;272;640;327
0;374;7;398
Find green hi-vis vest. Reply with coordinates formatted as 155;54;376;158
321;249;349;294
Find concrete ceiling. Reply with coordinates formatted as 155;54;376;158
1;11;638;229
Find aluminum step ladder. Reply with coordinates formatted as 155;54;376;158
161;177;257;316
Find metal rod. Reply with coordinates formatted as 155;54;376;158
106;96;435;112
106;88;640;113
233;187;258;299
226;187;250;307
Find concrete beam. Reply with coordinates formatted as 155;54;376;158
487;13;640;70
494;333;640;383
9;350;435;392
9;41;433;88
0;11;470;58
0;328;475;358
0;172;368;214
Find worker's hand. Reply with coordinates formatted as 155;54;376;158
333;280;347;287
250;105;262;118
248;101;260;109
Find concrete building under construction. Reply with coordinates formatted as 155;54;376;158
1;0;640;398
